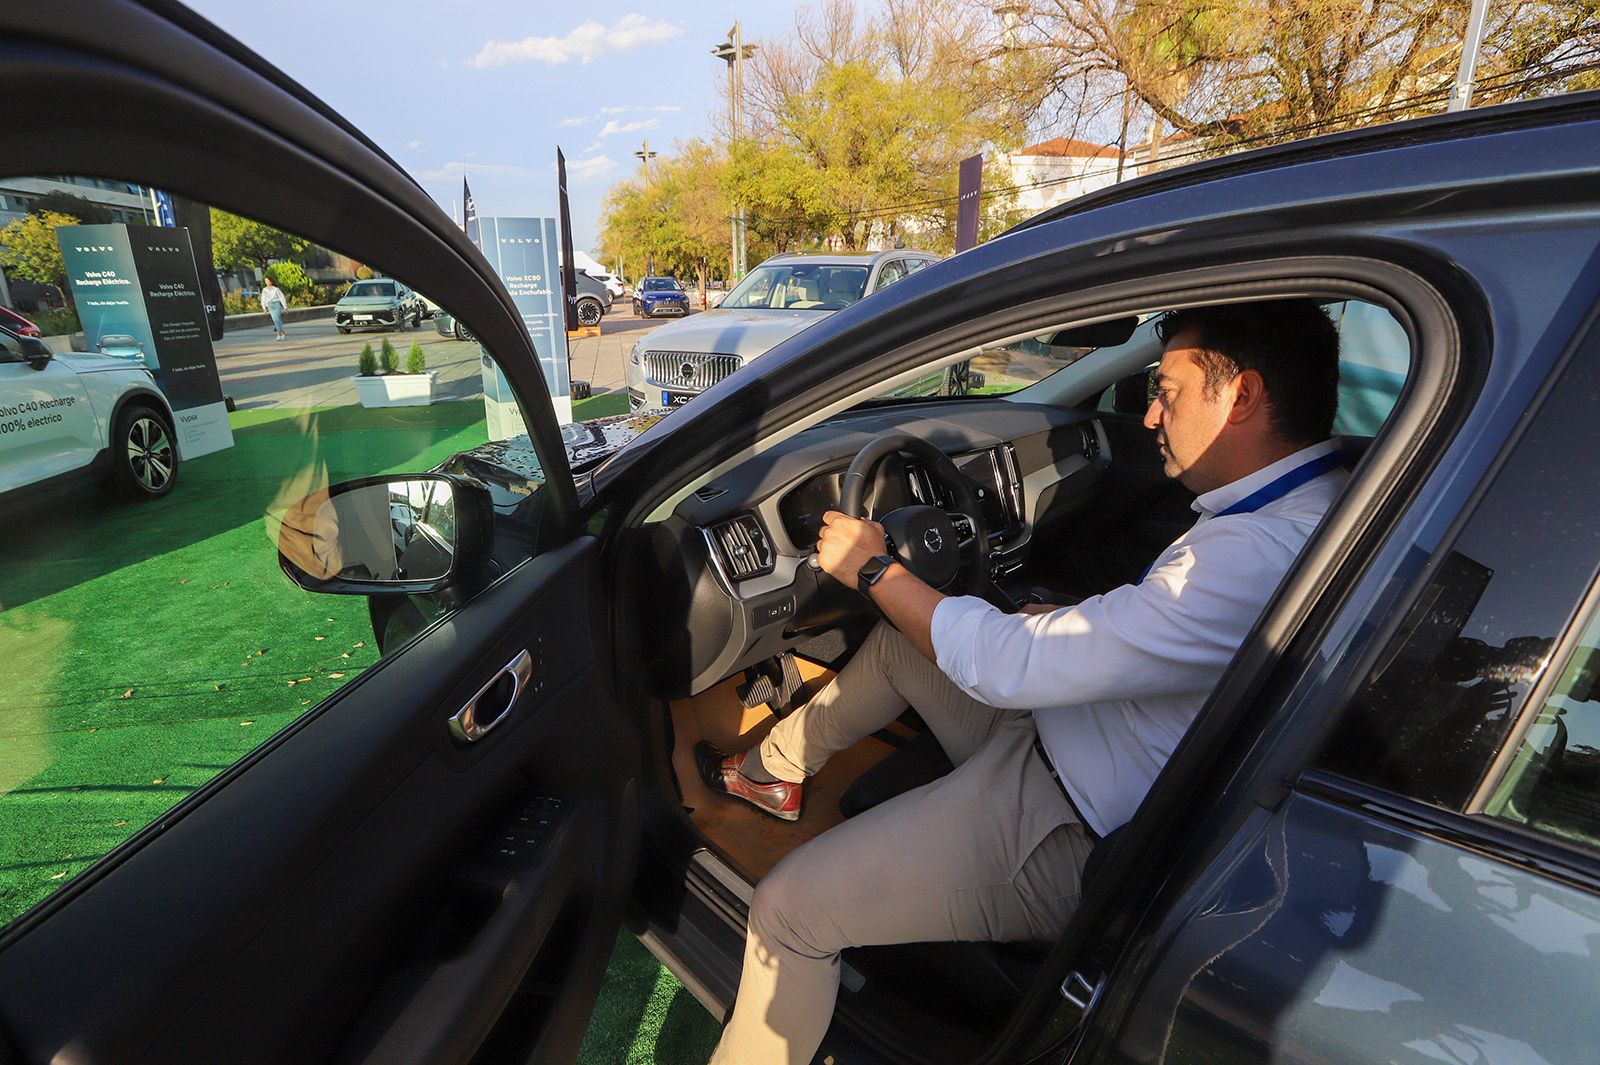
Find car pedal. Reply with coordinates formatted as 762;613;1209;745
736;652;807;717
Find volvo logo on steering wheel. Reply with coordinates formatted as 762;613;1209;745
922;528;944;553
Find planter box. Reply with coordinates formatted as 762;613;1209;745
353;371;437;407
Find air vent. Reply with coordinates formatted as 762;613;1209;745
694;484;728;502
1080;424;1100;462
710;514;775;580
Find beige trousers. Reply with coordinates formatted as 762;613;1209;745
708;622;1095;1065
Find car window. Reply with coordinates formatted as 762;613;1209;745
870;326;1132;402
872;260;907;293
905;257;932;276
642;278;680;292
0;178;551;927
1314;320;1600;831
722;263;869;311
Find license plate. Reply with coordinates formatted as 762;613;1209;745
662;391;691;408
354;314;372;322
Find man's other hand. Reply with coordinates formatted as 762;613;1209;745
817;510;889;590
1019;602;1062;616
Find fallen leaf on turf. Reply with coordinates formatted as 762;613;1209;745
179;579;189;585
325;617;334;622
215;684;224;692
314;636;325;641
88;727;98;733
353;642;365;648
48;872;66;881
152;777;166;784
287;680;297;687
240;720;254;726
328;673;345;679
113;820;127;827
120;689;134;699
341;652;350;659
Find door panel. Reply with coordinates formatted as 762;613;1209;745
0;538;635;1064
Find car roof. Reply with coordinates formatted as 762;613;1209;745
757;249;938;268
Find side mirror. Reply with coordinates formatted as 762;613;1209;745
17;334;53;370
276;474;491;595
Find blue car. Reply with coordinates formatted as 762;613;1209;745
631;276;690;318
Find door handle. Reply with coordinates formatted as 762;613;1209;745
448;648;533;744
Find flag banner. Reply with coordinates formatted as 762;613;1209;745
58;223;234;458
556;149;579;333
956;154;983;253
462;177;479;248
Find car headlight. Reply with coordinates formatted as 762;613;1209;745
630;345;640;365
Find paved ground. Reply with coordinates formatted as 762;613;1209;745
213;306;687;413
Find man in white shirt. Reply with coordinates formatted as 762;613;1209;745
701;299;1348;1065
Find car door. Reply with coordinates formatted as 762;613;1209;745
0;330;100;489
0;7;636;1064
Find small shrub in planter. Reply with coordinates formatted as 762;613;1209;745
354;338;436;408
380;337;399;374
406;341;426;375
358;342;377;377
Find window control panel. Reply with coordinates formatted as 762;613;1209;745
463;793;569;880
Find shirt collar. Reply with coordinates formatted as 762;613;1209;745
1192;438;1342;517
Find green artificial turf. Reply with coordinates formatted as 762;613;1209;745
578;931;721;1064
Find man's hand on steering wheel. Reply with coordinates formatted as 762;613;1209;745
816;510;890;591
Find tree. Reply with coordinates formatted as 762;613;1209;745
0;210;81;309
265;260;314;302
599;142;734;289
28;192;116;226
209;208;312;275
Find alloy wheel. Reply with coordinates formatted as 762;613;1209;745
127;416;174;493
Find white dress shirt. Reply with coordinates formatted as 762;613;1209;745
930;439;1348;836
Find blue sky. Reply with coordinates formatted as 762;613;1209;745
183;3;818;264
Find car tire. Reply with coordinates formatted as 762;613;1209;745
576;297;603;328
455;322;476;343
337;326;351;334
107;402;178;501
571;379;592;400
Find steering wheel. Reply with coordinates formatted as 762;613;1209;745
827;433;989;597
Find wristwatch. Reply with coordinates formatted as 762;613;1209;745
856;554;899;590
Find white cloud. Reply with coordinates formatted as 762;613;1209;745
563;155;617;183
580;141;603;155
599;104;683;114
598;117;659;138
407;139;424;150
560;115;588;127
417;160;539;183
469;15;682;68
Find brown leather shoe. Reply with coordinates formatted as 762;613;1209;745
694;741;803;822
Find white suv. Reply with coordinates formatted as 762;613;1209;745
0;326;180;502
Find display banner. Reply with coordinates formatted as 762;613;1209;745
955;154;983;253
58;223;234;458
475;216;572;425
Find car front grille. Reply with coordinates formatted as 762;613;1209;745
642;351;742;392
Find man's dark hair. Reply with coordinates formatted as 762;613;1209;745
1154;299;1341;445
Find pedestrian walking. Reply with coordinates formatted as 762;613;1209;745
261;276;289;340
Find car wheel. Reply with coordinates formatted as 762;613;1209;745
337;326;351;334
107;403;178;501
456;322;476;343
571;379;592;400
576;298;603;328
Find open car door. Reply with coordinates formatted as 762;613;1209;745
0;5;639;1063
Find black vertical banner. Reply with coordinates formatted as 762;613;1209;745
462;176;479;248
956;153;983;253
169;195;224;340
556;148;578;333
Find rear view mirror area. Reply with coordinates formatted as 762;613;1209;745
276;473;491;595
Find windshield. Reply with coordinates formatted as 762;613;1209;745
642;278;681;292
346;281;395;298
722;263;869;311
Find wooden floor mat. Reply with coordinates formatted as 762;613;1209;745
669;658;901;884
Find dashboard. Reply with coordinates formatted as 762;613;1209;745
639;398;1111;697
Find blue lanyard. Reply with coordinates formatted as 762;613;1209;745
1141;447;1344;581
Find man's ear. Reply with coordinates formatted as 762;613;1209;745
1227;368;1269;425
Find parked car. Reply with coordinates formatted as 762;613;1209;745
632;276;691;319
432;308;475;342
585;270;627;300
333;278;423;333
573;270;613;329
625;250;939;410
10;10;1600;1065
0;306;42;338
413;291;442;320
0;323;179;502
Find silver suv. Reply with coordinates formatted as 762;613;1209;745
625;249;938;411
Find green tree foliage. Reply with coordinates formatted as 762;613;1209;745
0;211;81;309
264;261;314;302
358;342;377;377
209;208;312;274
380;337;399;374
27;192;116;226
406;340;426;374
600;142;733;290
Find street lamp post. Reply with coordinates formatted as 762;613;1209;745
712;21;756;281
634;138;658;276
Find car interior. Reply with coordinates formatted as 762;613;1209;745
623;296;1410;1062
